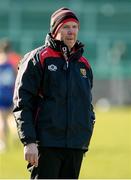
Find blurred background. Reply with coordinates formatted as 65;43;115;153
0;0;131;179
0;0;131;105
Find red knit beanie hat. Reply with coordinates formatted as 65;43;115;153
50;7;79;37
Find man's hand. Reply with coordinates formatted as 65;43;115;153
24;143;38;167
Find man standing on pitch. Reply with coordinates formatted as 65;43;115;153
13;7;95;179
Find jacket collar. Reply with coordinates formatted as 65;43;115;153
44;33;84;63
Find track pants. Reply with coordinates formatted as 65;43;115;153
29;147;84;179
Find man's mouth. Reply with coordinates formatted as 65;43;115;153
67;38;73;41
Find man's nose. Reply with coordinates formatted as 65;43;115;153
67;29;74;35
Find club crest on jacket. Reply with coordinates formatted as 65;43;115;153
80;68;87;78
48;64;57;71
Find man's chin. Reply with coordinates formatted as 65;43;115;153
67;43;75;48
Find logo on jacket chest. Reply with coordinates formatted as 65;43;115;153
48;64;57;71
80;68;87;78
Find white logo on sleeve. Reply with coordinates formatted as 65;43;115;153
48;64;57;71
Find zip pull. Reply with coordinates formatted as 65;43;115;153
66;61;69;68
61;46;70;70
63;61;69;71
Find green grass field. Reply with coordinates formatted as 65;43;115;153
0;106;131;179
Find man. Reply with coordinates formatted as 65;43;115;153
13;7;95;179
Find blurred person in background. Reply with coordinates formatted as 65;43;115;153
13;7;95;179
0;39;21;72
0;40;16;152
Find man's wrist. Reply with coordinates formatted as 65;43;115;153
23;140;37;146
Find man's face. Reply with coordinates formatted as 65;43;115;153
55;21;79;50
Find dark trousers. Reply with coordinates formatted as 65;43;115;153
29;147;84;179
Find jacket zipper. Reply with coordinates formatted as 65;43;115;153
65;60;70;147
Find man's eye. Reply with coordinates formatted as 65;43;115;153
73;25;78;29
63;26;69;29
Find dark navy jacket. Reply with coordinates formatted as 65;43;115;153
13;34;95;151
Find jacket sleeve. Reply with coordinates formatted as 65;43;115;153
13;52;43;145
89;67;96;124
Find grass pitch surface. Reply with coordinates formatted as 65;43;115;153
0;106;131;179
